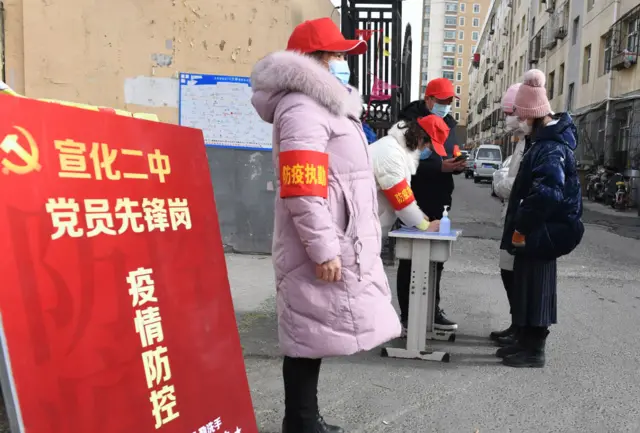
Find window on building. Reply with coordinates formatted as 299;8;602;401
559;63;565;95
443;57;456;67
514;61;518;80
456;71;463;81
583;45;591;84
443;71;455;80
572;17;580;45
423;47;429;56
454;112;461;121
445;30;457;39
473;4;480;13
587;0;595;11
446;16;457;26
473;18;480;27
521;16;525;37
444;43;456;53
518;0;522;8
459;17;465;26
460;3;466;12
446;2;458;12
459;30;465;40
548;70;555;100
457;58;464;66
516;25;520;43
472;31;479;40
455;99;461;108
425;5;431;13
456;85;462;94
423;72;429;82
458;44;464;54
602;33;612;74
627;18;639;52
472;45;477;53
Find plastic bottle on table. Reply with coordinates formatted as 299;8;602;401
439;206;451;234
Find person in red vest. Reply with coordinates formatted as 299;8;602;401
396;78;466;332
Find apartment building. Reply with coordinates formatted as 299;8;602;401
419;0;492;141
467;0;640;171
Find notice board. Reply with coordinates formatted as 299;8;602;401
178;73;273;151
0;95;258;433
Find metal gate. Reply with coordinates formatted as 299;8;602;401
341;0;412;265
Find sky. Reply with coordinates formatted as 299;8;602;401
330;0;423;100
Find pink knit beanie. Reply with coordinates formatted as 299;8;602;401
514;69;552;119
501;83;522;114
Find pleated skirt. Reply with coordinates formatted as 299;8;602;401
511;255;558;327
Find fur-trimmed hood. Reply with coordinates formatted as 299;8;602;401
251;50;363;124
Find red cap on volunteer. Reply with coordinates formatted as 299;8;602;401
425;77;460;100
287;18;368;55
417;115;450;157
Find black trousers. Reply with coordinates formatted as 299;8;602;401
283;356;322;432
397;259;443;324
500;269;515;317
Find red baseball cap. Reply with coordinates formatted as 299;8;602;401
417;115;450;157
425;78;459;100
287;18;368;55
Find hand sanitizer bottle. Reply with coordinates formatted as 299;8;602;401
439;206;451;234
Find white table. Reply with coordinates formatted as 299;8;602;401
381;227;462;363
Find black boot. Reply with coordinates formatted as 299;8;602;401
495;327;526;358
434;308;458;331
495;325;520;347
315;413;344;433
490;324;515;341
502;327;549;368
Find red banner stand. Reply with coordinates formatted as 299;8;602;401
0;96;258;433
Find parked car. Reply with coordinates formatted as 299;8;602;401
473;144;503;183
464;149;476;179
491;155;512;198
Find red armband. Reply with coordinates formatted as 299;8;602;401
279;150;329;198
382;179;416;211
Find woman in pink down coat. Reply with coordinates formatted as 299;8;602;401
251;17;401;433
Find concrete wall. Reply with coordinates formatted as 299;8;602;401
3;0;338;254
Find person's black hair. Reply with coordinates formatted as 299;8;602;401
530;116;547;137
398;120;430;151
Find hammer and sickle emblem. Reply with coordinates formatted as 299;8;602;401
1;126;42;175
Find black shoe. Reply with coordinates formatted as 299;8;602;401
490;324;515;341
495;328;524;358
315;414;344;433
495;326;520;347
502;329;549;368
434;309;458;331
495;342;523;358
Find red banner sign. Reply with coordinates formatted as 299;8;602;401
0;96;258;433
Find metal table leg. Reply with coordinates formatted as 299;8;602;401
382;240;450;362
426;261;456;342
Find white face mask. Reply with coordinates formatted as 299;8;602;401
519;120;531;135
505;115;520;132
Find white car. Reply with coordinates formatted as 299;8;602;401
491;155;512;199
473;144;503;183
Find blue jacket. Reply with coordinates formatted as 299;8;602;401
500;113;584;260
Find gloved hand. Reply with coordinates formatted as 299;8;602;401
512;230;525;247
415;218;430;231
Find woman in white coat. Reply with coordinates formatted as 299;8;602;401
370;115;450;235
490;83;527;345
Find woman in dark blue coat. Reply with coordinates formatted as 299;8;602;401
497;69;584;368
